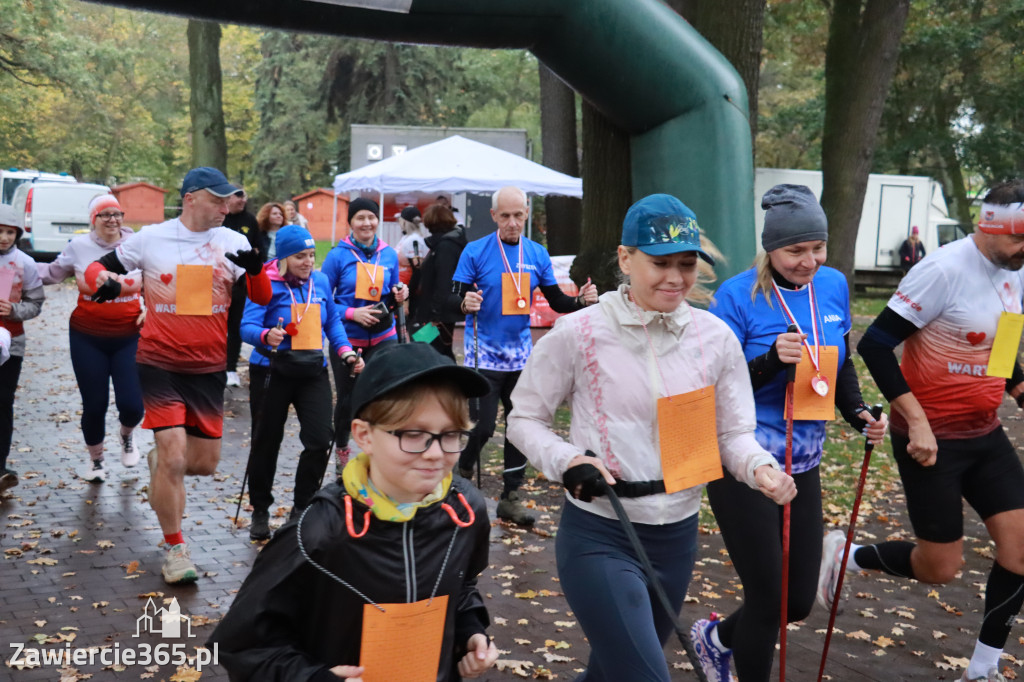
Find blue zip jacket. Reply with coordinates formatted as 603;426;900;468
241;260;353;368
321;235;401;348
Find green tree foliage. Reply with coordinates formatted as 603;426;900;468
876;0;1024;223
250;33;541;205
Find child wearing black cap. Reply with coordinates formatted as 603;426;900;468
210;343;498;681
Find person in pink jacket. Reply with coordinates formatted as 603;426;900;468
507;194;796;682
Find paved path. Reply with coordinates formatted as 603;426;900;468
2;282;1022;680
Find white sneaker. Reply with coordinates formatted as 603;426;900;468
161;543;198;585
817;529;849;612
961;668;1008;681
226;371;241;387
77;459;107;483
120;431;140;467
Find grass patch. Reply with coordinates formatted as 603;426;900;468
851;290;891;319
315;240;334;267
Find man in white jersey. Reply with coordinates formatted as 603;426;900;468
821;180;1024;682
87;167;271;584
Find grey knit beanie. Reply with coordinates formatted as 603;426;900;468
761;184;828;251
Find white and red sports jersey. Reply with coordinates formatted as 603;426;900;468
888;235;1024;438
115;219;247;374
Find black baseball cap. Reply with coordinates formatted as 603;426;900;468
350;343;489;420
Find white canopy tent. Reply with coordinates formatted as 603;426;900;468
330;134;582;243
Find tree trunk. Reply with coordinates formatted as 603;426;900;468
820;0;910;288
538;63;581;257
187;19;227;172
572;100;631;292
669;0;765;153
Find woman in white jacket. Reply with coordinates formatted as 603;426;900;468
507;194;796;682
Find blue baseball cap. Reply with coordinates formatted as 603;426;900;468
275;224;316;261
180;167;238;198
621;194;714;264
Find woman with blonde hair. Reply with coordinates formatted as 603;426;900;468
692;184;888;682
508;194;795;682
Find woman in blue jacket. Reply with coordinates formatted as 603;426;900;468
241;225;364;541
321;197;408;471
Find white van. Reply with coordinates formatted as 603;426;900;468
0;169;75;205
10;181;111;261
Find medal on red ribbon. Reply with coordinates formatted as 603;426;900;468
772;280;829;397
497;231;526;314
368;286;379;298
284;277;314;339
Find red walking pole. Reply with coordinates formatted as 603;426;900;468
816;403;885;681
779;354;796;682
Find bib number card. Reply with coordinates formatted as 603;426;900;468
174;264;213;316
658;387;722;493
986;312;1024;379
359;596;448;682
789;346;839;421
356;264;385;301
290;303;322;350
501;272;531;315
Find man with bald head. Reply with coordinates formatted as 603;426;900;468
451;186;597;525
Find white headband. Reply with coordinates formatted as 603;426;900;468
978;201;1024;235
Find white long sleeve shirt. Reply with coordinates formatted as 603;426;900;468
508;285;777;525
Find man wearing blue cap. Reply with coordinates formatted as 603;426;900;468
452;186;598;524
85;167;272;584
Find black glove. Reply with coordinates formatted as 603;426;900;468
91;278;122;303
563;462;608;502
225;248;263;276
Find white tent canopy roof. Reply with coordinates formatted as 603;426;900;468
331;135;582;198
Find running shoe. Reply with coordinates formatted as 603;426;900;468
77;459;107;483
817;529;849;612
162;543;198;585
121;431;140;468
961;668;1008;681
689;614;732;682
249;509;270;541
0;468;18;493
225;371;241;387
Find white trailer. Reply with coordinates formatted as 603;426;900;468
753;168;968;288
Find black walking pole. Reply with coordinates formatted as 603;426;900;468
394;284;408;343
233;317;283;529
472;288;482;488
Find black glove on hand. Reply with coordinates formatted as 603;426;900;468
226;248;263;276
91;278;122;303
563;462;607;502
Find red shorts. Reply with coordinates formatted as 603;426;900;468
137;363;225;438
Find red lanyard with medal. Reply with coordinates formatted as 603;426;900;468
498;231;530;315
354;247;384;301
772;280;830;397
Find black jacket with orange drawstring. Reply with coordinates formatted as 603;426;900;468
208;476;491;681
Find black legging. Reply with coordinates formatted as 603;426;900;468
329;339;396;449
706;466;823;682
458;368;527;494
247;363;333;513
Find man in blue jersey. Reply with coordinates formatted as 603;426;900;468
451;186;597;524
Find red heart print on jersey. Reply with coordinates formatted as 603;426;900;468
160;273;173;285
966;331;986;345
124;278;134;286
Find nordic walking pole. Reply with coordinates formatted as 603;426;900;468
234;317;283;529
817;403;885;682
472;285;481;488
393;284;408;343
779;323;799;682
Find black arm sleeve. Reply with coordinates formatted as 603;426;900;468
748;341;787;391
836;332;869;432
540;283;584;314
96;250;128;275
445;280;472;318
855;306;921;402
1007;362;1024;393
